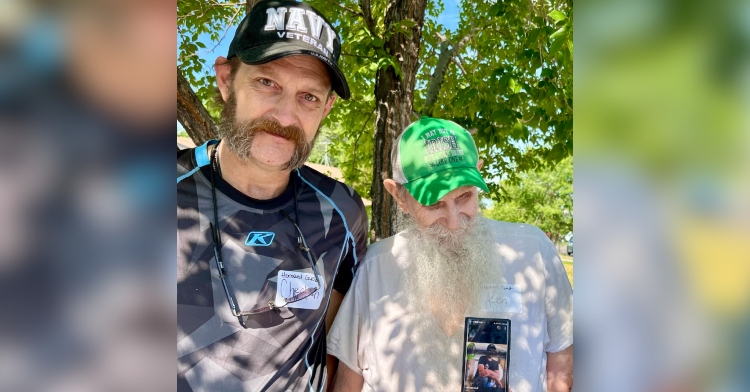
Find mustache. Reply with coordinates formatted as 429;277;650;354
218;88;315;169
422;215;476;250
243;116;306;145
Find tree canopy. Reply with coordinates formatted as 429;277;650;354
178;0;573;238
483;156;573;244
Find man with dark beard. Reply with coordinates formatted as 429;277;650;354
177;1;367;391
328;117;573;392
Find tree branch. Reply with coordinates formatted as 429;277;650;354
322;0;364;19
358;0;377;37
210;5;244;53
421;40;451;116
451;56;466;75
351;109;374;174
421;28;479;116
455;27;479;52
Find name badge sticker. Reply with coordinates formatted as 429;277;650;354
275;270;325;310
481;284;523;313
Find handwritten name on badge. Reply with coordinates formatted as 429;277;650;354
481;284;523;313
275;270;325;310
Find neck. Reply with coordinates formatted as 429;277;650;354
216;142;292;200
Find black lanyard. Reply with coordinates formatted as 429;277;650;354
207;144;321;319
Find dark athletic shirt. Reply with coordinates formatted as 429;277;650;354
177;140;367;391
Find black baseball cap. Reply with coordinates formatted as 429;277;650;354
227;0;350;99
487;344;498;354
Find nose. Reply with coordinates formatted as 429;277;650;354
443;202;462;231
268;92;298;127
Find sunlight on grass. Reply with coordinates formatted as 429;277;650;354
563;260;573;288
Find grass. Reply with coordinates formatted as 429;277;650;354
561;256;573;288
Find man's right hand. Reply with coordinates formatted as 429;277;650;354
331;361;364;392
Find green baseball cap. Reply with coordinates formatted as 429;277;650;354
392;117;490;206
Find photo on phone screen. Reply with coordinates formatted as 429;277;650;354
461;317;511;392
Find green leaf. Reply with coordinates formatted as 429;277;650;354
549;36;566;54
498;73;510;87
378;57;402;78
550;25;569;40
400;19;416;28
489;2;506;17
527;27;542;44
491;110;509;124
548;10;567;22
508;77;521;94
551;143;566;161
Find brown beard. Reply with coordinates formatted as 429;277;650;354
218;89;314;170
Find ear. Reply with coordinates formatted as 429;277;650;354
383;179;409;213
322;94;337;118
214;56;232;102
476;159;484;171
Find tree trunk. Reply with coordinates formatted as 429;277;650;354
177;68;218;145
370;0;428;240
246;0;260;14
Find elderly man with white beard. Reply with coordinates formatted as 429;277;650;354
327;117;573;392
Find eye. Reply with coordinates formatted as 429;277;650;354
425;202;442;210
303;93;319;102
457;192;472;201
258;78;274;87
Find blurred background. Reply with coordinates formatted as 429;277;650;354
1;0;748;390
576;0;750;390
0;0;175;390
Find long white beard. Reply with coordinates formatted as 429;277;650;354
397;214;500;389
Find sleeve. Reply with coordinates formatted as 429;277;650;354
327;267;368;375
176;147;195;180
332;191;369;294
541;237;574;353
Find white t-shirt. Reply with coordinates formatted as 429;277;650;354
328;218;573;392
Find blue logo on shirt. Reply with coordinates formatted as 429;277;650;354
245;232;275;246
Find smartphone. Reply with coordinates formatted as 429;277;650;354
461;317;511;392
